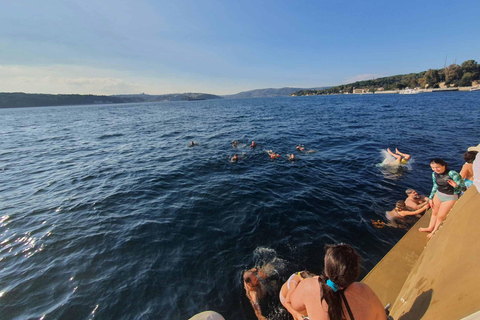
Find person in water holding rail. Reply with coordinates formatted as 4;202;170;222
243;267;268;320
386;148;410;165
404;189;429;210
288;244;386;320
419;158;466;239
385;200;429;227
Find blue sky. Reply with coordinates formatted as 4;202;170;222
1;0;479;95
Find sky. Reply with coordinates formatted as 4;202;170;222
1;0;479;95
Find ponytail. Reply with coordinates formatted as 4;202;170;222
319;274;345;320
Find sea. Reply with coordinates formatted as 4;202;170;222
1;92;479;320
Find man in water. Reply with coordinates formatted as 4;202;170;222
404;189;429;210
250;141;257;148
243;268;267;320
231;154;239;162
386;200;428;227
190;141;196;146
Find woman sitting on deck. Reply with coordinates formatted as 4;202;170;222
288;244;386;320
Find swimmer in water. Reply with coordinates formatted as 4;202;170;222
267;150;280;159
250;141;257;148
231;153;239;162
232;140;238;147
243;268;268;320
296;145;316;153
288;154;296;161
190;141;196;146
387;148;411;165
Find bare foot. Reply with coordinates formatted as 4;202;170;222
419;227;432;233
395;148;400;154
426;232;434;239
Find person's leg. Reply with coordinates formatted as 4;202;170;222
395;148;411;160
387;148;402;161
427;200;456;239
419;194;440;232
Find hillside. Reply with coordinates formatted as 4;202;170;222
0;92;222;108
292;59;480;96
223;87;328;99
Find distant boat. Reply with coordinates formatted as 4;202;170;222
399;88;419;94
470;87;480;91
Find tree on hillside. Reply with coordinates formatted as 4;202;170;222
445;64;462;85
460;60;479;74
459;72;475;87
423;69;441;88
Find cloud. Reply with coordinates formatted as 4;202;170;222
0;65;142;95
344;73;383;83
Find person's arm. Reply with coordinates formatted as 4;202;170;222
405;199;427;210
398;205;428;217
449;170;466;192
247;290;266;320
429;172;438;201
284;276;306;320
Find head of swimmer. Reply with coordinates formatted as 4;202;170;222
243;270;259;287
323;244;360;289
395;200;407;211
430;158;448;174
405;189;417;198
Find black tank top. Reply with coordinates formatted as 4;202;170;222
435;171;455;195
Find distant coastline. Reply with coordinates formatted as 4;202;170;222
291;59;480;96
291;85;479;96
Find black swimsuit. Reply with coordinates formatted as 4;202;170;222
340;291;355;320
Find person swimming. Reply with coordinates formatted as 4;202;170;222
296;145;316;153
288;154;296;161
231;154;239;162
190;141;196;146
387;148;411;165
243;268;267;320
267;150;280;159
250;141;257;148
232;140;238;147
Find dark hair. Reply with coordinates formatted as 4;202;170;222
464;151;478;164
318;244;361;320
430;158;449;172
396;200;406;210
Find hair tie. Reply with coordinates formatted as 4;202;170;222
326;279;339;292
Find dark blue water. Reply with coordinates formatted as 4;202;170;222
1;93;479;320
